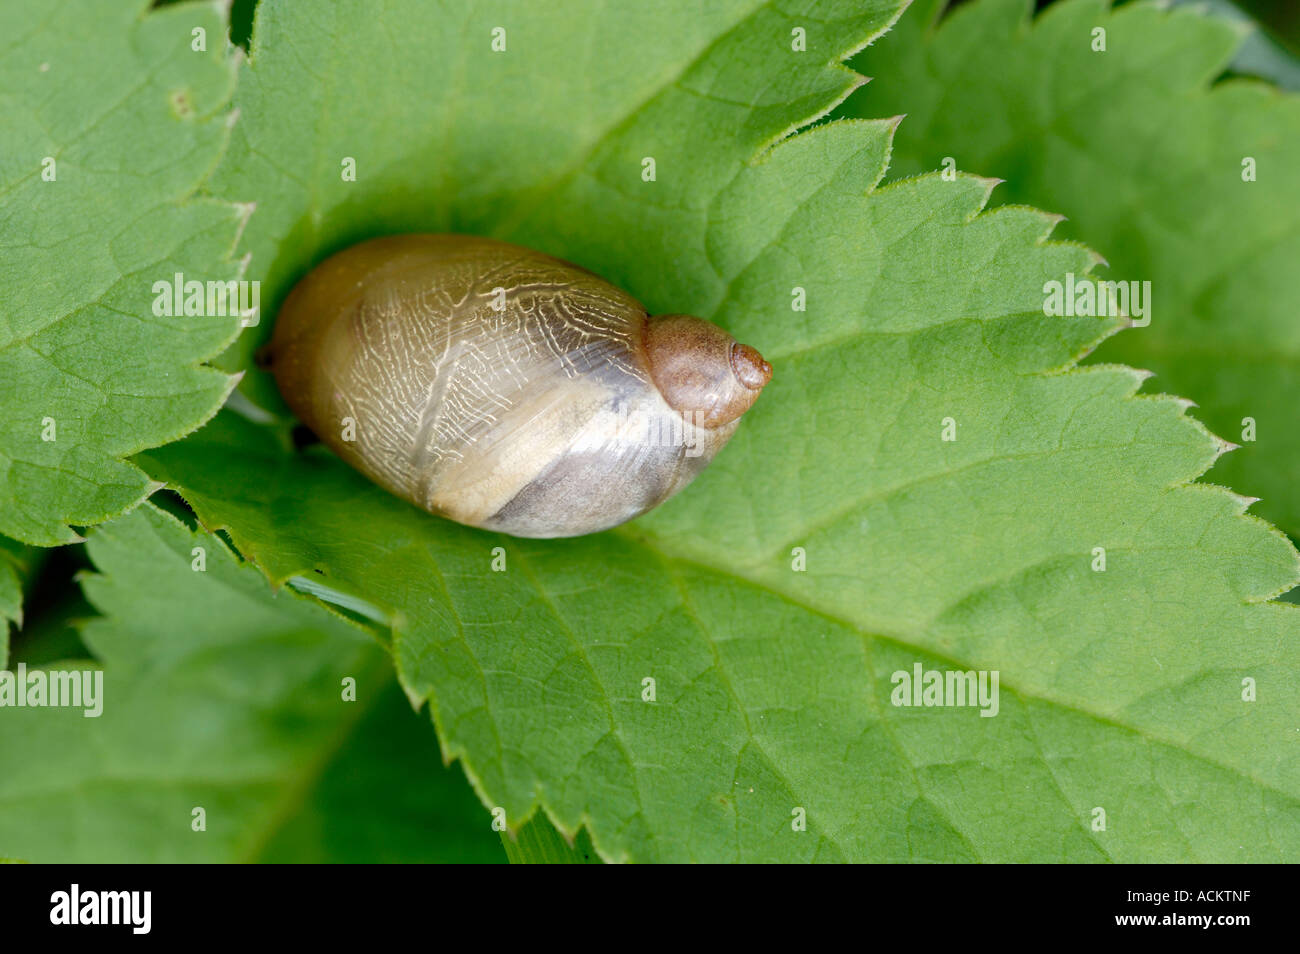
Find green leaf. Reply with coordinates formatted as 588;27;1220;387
842;0;1300;540
255;682;504;863
0;536;37;668
0;503;502;863
140;0;1300;862
502;813;601;864
1171;0;1300;89
0;0;247;546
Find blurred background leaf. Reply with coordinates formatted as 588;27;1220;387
0;504;502;863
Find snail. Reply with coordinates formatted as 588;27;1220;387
264;234;772;538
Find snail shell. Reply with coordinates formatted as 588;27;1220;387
265;234;771;538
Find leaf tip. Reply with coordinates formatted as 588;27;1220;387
971;175;1004;206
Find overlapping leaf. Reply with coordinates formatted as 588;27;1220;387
843;0;1300;538
0;504;501;863
0;0;246;545
0;536;34;668
133;0;1300;861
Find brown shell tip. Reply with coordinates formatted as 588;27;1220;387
730;342;772;391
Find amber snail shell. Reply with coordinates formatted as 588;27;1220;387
264;234;772;538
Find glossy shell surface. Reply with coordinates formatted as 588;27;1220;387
268;234;750;537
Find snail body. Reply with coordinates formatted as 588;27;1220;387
266;234;771;538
